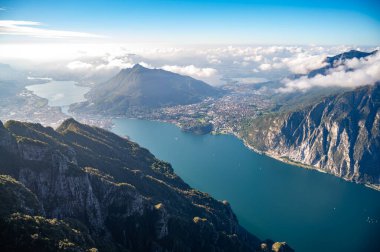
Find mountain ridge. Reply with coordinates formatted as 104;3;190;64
71;64;222;115
0;118;292;251
307;49;378;78
240;83;380;189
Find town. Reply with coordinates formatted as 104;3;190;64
124;84;275;135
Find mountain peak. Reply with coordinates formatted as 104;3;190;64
118;64;147;75
326;49;377;65
76;63;221;114
132;63;147;70
57;118;81;132
133;63;143;68
307;50;377;78
61;117;79;125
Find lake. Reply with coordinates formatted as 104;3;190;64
24;81;380;251
26;80;90;113
112;118;380;252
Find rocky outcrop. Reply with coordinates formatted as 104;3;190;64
0;118;291;251
241;83;380;189
0;174;96;251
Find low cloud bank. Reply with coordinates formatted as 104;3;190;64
279;51;380;92
161;65;217;78
2;43;378;87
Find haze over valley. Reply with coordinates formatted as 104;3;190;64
0;1;380;251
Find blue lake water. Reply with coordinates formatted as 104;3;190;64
24;81;380;252
112;118;380;252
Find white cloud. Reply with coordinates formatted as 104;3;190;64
258;63;272;71
253;52;328;74
1;43;378;88
27;76;53;81
161;65;217;78
160;64;222;85
95;59;133;70
138;62;154;69
0;8;6;11
244;55;263;62
0;20;104;39
67;61;93;70
281;53;327;74
206;55;222;64
208;58;222;64
279;51;380;92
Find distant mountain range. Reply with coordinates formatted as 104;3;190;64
307;49;378;78
71;64;221;115
0;63;52;98
261;50;378;114
0;118;293;251
0;63;28;98
249;50;379;112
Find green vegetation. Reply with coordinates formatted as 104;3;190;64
181;121;213;135
15;135;48;147
193;216;207;223
0;175;41;217
1;118;281;251
71;64;221;115
0;213;96;252
272;242;291;252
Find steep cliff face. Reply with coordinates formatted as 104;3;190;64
0;174;96;251
241;83;380;188
0;119;289;251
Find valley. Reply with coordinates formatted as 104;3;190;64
5;50;379;191
1;48;379;252
1;1;379;251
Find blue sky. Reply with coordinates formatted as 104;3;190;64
0;0;379;45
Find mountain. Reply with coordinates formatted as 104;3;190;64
0;63;28;98
307;49;378;78
0;63;52;98
270;50;378;112
0;118;292;251
326;49;376;63
71;64;221;115
240;83;380;189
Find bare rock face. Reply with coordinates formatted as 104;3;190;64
241;83;380;188
0;118;284;251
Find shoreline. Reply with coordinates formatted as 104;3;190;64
112;116;380;192
239;136;326;172
236;132;380;192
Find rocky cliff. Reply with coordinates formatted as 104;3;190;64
240;83;380;189
0;118;291;251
